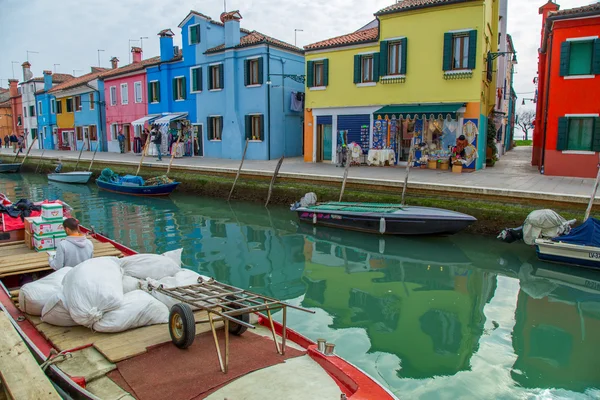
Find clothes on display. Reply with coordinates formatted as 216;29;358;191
291;92;304;112
367;149;396;166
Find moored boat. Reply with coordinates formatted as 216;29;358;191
96;179;180;196
48;171;93;184
0;162;21;173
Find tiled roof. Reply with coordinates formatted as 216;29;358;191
0;99;11;108
52;73;74;83
48;69;108;93
304;27;379;51
101;56;162;80
549;2;600;18
205;31;303;54
178;10;252;34
376;0;476;15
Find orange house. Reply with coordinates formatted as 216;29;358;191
8;79;24;138
532;2;600;178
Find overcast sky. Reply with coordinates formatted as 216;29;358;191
0;0;593;114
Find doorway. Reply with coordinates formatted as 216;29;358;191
192;124;203;156
123;124;131;152
316;124;332;162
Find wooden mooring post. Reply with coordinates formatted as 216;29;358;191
338;158;351;202
228;139;249;202
34;149;46;173
265;156;284;207
136;139;152;177
74;142;86;170
401;135;417;206
167;135;182;176
88;142;100;171
18;138;38;166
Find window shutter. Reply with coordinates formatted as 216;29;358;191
172;79;177;100
207;116;213;139
219;117;224;137
307;61;314;88
559;41;571;76
379;41;388;76
401;38;408;75
181;77;187;99
593;39;600;75
156;82;161;102
373;53;380;82
323;59;329;86
258;57;264;84
245;115;252;140
354;55;362;84
190;26;197;44
259;115;265;141
556;117;568;150
244;60;249;86
198;68;203;91
219;64;225;89
593;118;600;152
443;33;453;71
209;67;214;89
468;30;477;70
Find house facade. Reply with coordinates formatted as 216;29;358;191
35;71;73;149
146;10;305;160
8;79;24;139
20;62;44;148
532;2;600;178
0;95;11;143
303;0;500;170
101;49;161;153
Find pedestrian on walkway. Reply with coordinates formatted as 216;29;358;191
151;126;162;161
17;134;25;154
118;130;126;154
10;133;18;153
3;135;9;148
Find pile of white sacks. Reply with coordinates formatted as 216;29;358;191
19;249;210;333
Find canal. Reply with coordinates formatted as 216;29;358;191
2;172;600;399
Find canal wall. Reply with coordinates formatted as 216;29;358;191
2;153;585;236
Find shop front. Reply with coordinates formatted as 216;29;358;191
130;114;160;154
152;112;201;158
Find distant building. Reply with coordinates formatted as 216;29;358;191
35;70;74;149
7;79;24;139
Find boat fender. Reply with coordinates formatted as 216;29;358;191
379;238;385;253
313;213;317;224
379;218;386;234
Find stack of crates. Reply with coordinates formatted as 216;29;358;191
24;202;67;251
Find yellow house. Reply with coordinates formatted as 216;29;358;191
303;0;500;170
55;96;75;150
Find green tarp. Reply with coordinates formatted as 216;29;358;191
374;103;465;119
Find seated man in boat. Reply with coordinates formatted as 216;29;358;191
49;218;94;270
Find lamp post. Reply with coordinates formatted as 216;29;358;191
97;49;105;67
294;29;303;47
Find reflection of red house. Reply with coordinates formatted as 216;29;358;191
532;2;600;178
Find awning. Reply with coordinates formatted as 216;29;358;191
131;114;160;127
154;112;188;126
374;103;465;119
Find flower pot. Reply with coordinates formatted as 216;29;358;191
452;164;463;174
427;160;437;170
439;161;449;171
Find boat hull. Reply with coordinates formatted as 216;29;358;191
0;163;21;173
48;171;92;184
96;179;180;196
536;238;600;270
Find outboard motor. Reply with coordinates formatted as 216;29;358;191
291;192;317;211
497;209;575;245
498;226;524;243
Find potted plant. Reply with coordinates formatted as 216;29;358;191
452;157;465;173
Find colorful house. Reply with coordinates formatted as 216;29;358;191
532;2;600;178
101;49;161;153
48;68;107;151
146;10;305;160
7;79;24;139
35;71;74;150
0;91;12;143
303;0;500;170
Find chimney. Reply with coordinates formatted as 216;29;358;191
539;1;560;27
131;47;143;63
22;61;32;81
158;29;175;62
222;11;242;48
110;57;120;69
8;79;18;97
43;70;53;91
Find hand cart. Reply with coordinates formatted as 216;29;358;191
147;277;314;373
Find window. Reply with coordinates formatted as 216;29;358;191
23;107;27;117
31;128;37;139
61;131;69;146
37;101;42;115
89;93;95;110
56;99;62;114
362;56;374;82
245;114;264;141
148;81;160;103
443;31;477;72
208;116;223;140
191;67;202;92
110;86;117;106
29;105;35;117
567;41;594;76
111;123;118;140
75;96;82;111
557;117;599;152
245;58;263;86
51;98;56;114
66;98;73;112
307;59;329;88
314;61;324;86
43;126;47;138
209;64;223;90
76;126;83;141
17;116;22;126
453;35;469;70
134;82;142;103
121;83;128;105
173;77;186;100
388;42;402;75
89;125;97;141
189;24;200;45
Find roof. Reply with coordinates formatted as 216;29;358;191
0;99;11;108
177;10;251;34
375;0;477;15
100;56;162;80
548;1;600;18
205;30;303;54
48;69;108;93
304;27;379;51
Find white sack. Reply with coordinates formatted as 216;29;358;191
92;290;169;333
62;257;124;328
120;254;181;280
162;248;183;268
41;293;77;327
122;275;142;294
143;270;211;310
18;267;73;316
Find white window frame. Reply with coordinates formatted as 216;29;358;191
37;101;42;115
110;86;117;106
190;67;202;93
120;83;129;105
149;80;159;103
174;76;185;101
191;123;203;156
134;81;142;103
209;115;222;141
188;23;201;45
110;123;118;140
209;63;223;91
50;98;56;114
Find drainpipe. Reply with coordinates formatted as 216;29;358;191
540;30;554;174
267;42;271;160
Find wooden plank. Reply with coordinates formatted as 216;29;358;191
0;311;61;400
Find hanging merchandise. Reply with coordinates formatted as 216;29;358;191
359;124;369;154
291;91;304;112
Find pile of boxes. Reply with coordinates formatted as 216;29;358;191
24;202;67;251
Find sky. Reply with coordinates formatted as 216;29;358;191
0;0;594;124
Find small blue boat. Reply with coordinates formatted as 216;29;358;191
95;179;180;196
0;163;21;173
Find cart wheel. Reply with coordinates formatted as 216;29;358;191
169;303;196;349
227;299;250;336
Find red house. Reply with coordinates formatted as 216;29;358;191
533;2;600;178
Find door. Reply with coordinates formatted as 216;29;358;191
69;131;76;151
193;124;203;156
123;125;131;152
322;125;333;161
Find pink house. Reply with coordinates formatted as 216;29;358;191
101;48;160;153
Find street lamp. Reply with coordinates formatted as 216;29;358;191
294;29;303;47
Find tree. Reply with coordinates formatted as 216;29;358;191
516;110;536;141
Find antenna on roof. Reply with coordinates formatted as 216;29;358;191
224;0;227;12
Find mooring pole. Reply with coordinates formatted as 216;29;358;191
265;156;284;207
228;139;249;202
338;158;351;202
401;134;416;206
35;149;46;173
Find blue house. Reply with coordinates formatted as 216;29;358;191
147;10;305;160
35;70;73;149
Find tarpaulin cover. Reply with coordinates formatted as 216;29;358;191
119;175;145;186
553;218;600;247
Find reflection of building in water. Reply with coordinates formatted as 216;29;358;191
301;236;496;379
512;266;600;393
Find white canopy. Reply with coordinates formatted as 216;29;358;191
154;112;188;126
131;114;160;127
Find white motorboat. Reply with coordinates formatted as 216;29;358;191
47;171;93;184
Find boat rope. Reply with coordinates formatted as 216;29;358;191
41;349;73;371
379;217;386;234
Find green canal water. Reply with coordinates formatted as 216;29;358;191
2;173;600;399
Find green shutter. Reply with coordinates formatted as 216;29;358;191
245;115;252;140
557;117;568;150
191;70;197;91
181;77;186;99
401;38;408;75
209;67;214;89
259;114;265;141
197;68;202;91
244;60;249;86
468;30;477;70
593;39;600;75
306;61;314;88
559;41;571;76
207;116;213;139
258;57;264;84
172;78;177;100
190;25;197;44
443;32;453;71
379;41;388;76
373;53;380;82
219;64;224;89
156;82;160;102
323;59;329;86
148;82;153;102
354;55;361;83
593;118;600;152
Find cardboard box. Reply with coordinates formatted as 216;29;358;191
24;217;36;234
24;230;33;250
33;232;67;252
31;217;66;236
41;203;64;221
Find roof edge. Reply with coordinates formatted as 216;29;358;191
375;0;479;16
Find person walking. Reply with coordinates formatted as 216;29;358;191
10;133;18;153
17;134;25;154
3;135;9;148
151;126;162;161
118;130;126;153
